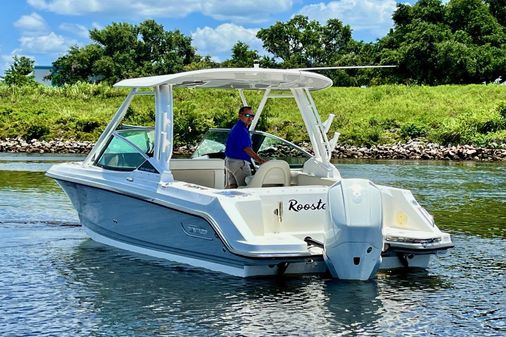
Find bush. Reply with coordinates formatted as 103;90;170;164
173;103;215;145
123;104;156;126
438;130;461;145
368;117;400;129
477;119;504;134
0;83;505;146
0;108;13;116
498;103;506;120
400;123;427;140
24;124;49;140
76;118;101;133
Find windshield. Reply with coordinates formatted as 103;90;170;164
95;127;157;172
192;128;311;167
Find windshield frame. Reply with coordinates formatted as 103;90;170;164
191;128;312;168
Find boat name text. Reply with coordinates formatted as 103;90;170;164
288;199;326;212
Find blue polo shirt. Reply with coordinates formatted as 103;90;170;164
225;120;252;160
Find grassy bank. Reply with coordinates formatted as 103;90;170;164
0;82;505;147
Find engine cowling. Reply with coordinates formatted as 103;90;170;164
324;179;383;280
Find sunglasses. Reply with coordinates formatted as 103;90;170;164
243;113;255;118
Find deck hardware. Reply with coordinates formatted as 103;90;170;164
273;201;283;223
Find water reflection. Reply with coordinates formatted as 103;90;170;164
57;241;386;336
0;153;84;173
323;280;383;336
2;222;503;336
1;158;505;336
335;160;506;238
0;171;58;190
0;171;78;225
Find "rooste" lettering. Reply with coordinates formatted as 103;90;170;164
288;199;326;212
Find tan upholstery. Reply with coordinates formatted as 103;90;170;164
245;160;291;187
170;159;225;188
296;173;337;186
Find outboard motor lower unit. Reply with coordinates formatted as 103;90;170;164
324;179;383;280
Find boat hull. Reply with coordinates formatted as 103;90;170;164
55;179;326;277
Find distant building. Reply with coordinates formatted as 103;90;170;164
33;65;53;86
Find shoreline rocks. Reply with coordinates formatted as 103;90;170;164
0;138;95;154
0;137;505;161
329;141;506;161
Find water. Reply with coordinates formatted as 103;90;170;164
0;154;504;336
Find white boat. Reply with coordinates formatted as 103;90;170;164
47;68;453;280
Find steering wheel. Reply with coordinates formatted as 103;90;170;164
250;158;259;174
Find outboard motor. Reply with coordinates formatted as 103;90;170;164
324;179;383;280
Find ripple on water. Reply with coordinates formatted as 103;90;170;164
1;231;504;336
0;159;505;336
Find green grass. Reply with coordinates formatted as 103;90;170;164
1;82;505;147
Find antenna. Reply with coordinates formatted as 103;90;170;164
296;65;397;71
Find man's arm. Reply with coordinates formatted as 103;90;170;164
244;147;267;164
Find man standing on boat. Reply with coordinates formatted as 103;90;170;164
225;106;267;188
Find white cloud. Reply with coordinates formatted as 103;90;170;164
14;12;48;32
91;22;103;30
1;53;15;66
120;0;202;17
27;0;104;15
59;23;90;39
201;0;293;23
19;32;70;53
27;0;201;17
12;12;77;59
27;0;293;22
299;0;397;41
1;52;19;75
0;50;36;75
192;23;263;60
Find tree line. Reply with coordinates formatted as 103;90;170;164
3;0;505;87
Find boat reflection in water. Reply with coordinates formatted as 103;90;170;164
61;240;389;336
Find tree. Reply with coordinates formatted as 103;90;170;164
50;20;198;85
3;56;37;86
50;45;103;86
256;15;353;68
183;55;220;71
221;42;278;69
223;42;260;67
484;0;506;26
379;0;506;84
446;0;505;45
435;37;478;83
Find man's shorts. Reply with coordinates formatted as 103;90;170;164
225;157;252;188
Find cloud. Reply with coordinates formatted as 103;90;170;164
59;23;90;39
14;12;48;32
201;0;293;23
191;23;263;60
299;0;397;41
0;50;36;75
19;32;71;53
12;12;77;57
1;51;21;74
27;0;293;22
26;0;201;17
27;0;104;16
1;53;16;66
91;22;103;30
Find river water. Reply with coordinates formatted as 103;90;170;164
0;154;504;336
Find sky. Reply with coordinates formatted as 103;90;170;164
0;0;418;73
